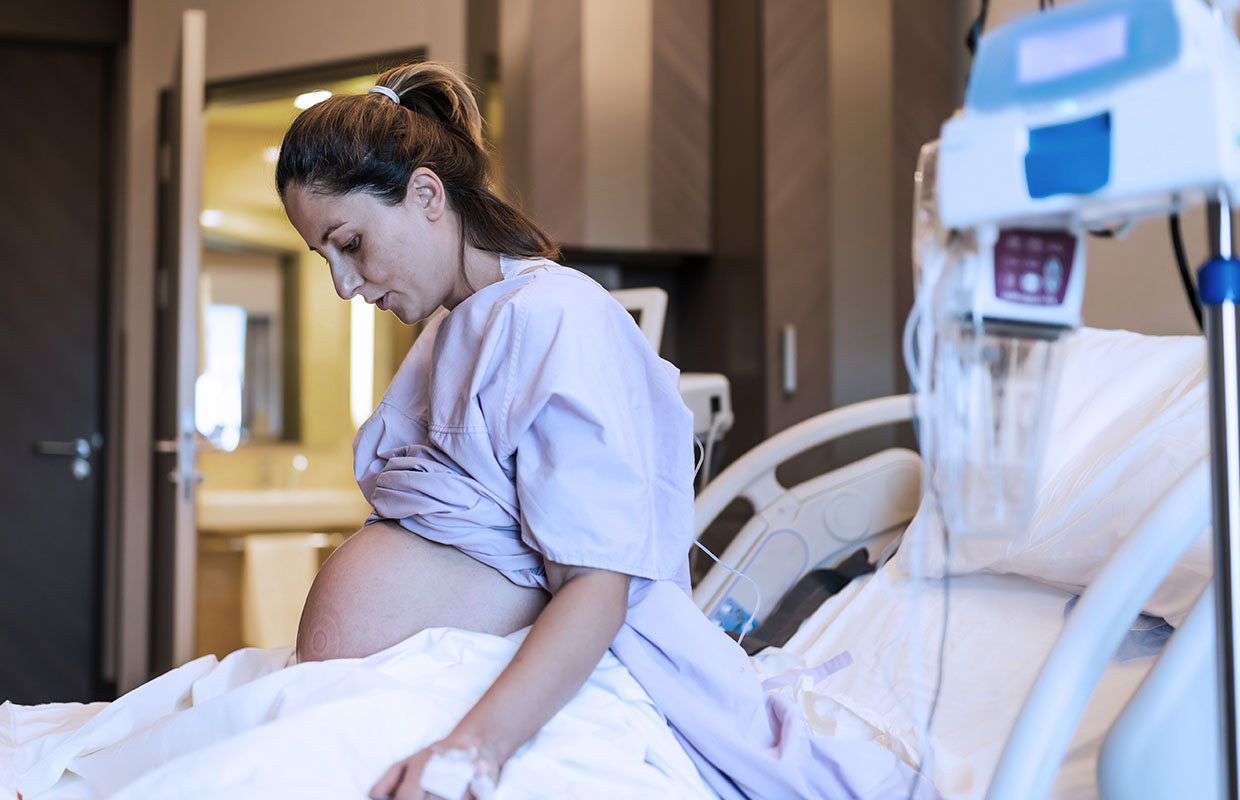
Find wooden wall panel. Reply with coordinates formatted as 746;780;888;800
892;1;958;397
0;0;127;44
825;0;896;468
692;0;767;456
499;0;584;244
528;0;584;244
581;0;653;247
500;0;708;250
762;0;831;436
651;0;711;252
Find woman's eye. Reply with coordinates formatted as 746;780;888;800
342;236;360;253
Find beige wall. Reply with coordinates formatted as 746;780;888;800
296;250;353;446
116;0;467;691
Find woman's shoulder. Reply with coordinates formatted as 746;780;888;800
437;260;642;369
505;263;626;321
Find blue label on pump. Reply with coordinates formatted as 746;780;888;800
1025;113;1111;199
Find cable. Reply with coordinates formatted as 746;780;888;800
689;435;707;577
904;312;951;797
1169;213;1205;331
906;492;952;800
698;415;728;493
903;302;923;393
693;539;763;645
965;0;991;58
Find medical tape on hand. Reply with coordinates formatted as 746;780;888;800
420;748;497;800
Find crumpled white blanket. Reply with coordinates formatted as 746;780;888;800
1;628;716;800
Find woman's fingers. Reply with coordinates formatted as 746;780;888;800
374;744;487;800
369;759;409;799
391;764;431;798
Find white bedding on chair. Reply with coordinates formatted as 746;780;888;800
759;564;1160;800
2;628;716;800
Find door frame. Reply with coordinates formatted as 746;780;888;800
112;36;428;691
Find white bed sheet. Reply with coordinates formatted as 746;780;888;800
2;628;715;800
1;566;1161;800
759;563;1158;799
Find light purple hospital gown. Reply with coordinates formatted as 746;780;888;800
353;258;934;799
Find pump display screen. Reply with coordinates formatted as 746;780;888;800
1017;14;1128;85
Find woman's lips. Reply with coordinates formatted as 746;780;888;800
377;293;390;311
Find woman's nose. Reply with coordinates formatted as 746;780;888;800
332;264;363;300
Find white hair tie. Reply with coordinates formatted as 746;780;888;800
368;85;400;104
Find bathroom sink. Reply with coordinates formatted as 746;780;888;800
197;488;371;532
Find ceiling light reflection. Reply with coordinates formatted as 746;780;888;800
294;90;331;110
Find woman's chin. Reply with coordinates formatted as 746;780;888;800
392;306;422;326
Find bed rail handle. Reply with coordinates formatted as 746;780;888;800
693;395;916;538
986;460;1211;800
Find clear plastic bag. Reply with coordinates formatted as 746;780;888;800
920;237;1064;539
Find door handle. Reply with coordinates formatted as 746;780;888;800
33;438;92;458
32;435;101;481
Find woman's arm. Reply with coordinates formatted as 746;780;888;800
369;562;631;800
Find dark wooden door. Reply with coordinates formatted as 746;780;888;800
0;41;111;704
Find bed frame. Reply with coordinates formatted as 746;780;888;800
694;393;1218;799
692;395;921;632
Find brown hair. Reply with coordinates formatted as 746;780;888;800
275;61;559;261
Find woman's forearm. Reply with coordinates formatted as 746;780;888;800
447;566;630;764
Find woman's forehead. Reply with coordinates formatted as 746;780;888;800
287;187;380;224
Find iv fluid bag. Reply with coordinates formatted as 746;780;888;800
922;244;1064;539
911;140;943;296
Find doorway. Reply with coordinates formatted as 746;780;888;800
190;53;424;659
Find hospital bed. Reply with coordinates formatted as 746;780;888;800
696;323;1210;799
0;325;1210;799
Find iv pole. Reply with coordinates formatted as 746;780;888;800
1204;195;1240;800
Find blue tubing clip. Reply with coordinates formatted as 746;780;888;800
1199;257;1240;306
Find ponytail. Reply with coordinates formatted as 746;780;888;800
275;61;559;260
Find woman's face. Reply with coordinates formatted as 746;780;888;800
283;169;466;324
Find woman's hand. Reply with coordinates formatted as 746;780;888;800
369;734;500;800
370;564;630;800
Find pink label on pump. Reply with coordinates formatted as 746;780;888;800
994;229;1077;306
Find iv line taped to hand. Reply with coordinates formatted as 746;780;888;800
419;747;496;800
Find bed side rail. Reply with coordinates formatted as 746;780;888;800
985;460;1210;800
692;395;920;628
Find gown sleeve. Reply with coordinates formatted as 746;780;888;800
497;273;695;582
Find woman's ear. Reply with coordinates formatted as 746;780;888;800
408;167;446;221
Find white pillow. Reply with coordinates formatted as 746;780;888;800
892;327;1210;626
